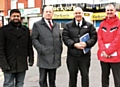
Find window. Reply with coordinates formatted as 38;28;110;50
11;0;17;9
28;0;34;8
54;19;71;29
60;22;66;29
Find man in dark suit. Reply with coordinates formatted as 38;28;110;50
0;9;34;87
31;5;62;87
62;7;97;87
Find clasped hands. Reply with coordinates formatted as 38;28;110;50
74;42;87;49
101;51;111;58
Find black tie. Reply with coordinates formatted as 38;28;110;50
48;21;52;29
78;23;80;28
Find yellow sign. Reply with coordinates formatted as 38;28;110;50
53;11;91;19
118;12;120;19
91;12;106;20
84;13;90;16
53;11;74;19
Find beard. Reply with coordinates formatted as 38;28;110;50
10;19;21;27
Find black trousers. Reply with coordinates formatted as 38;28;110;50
100;61;120;87
39;68;56;87
67;54;90;87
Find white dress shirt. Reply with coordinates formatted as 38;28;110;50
44;19;53;29
75;20;82;27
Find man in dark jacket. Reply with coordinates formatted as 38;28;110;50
31;6;62;87
62;7;97;87
0;9;34;87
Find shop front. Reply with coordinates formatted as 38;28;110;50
91;12;119;29
91;12;106;29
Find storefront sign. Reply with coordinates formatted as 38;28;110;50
91;12;106;20
8;8;40;16
118;12;120;19
24;8;40;15
53;11;91;19
53;11;74;19
44;3;86;11
44;2;120;12
84;13;90;16
52;4;76;11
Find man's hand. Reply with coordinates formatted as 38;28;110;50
2;66;10;71
79;42;87;48
74;42;87;49
101;51;111;58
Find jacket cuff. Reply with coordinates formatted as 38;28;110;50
85;41;88;48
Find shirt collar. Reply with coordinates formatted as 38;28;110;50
75;20;82;27
44;19;53;25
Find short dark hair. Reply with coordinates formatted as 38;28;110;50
10;9;21;16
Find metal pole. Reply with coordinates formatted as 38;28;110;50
93;0;94;4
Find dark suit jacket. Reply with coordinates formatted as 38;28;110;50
31;18;62;69
0;22;34;73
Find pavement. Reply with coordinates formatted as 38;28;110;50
0;44;114;87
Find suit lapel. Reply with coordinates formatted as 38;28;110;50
41;18;50;29
41;18;56;30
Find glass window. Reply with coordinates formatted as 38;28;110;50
28;0;34;7
54;19;71;29
60;22;66;29
11;0;17;9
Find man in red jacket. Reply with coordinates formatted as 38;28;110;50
97;4;120;87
